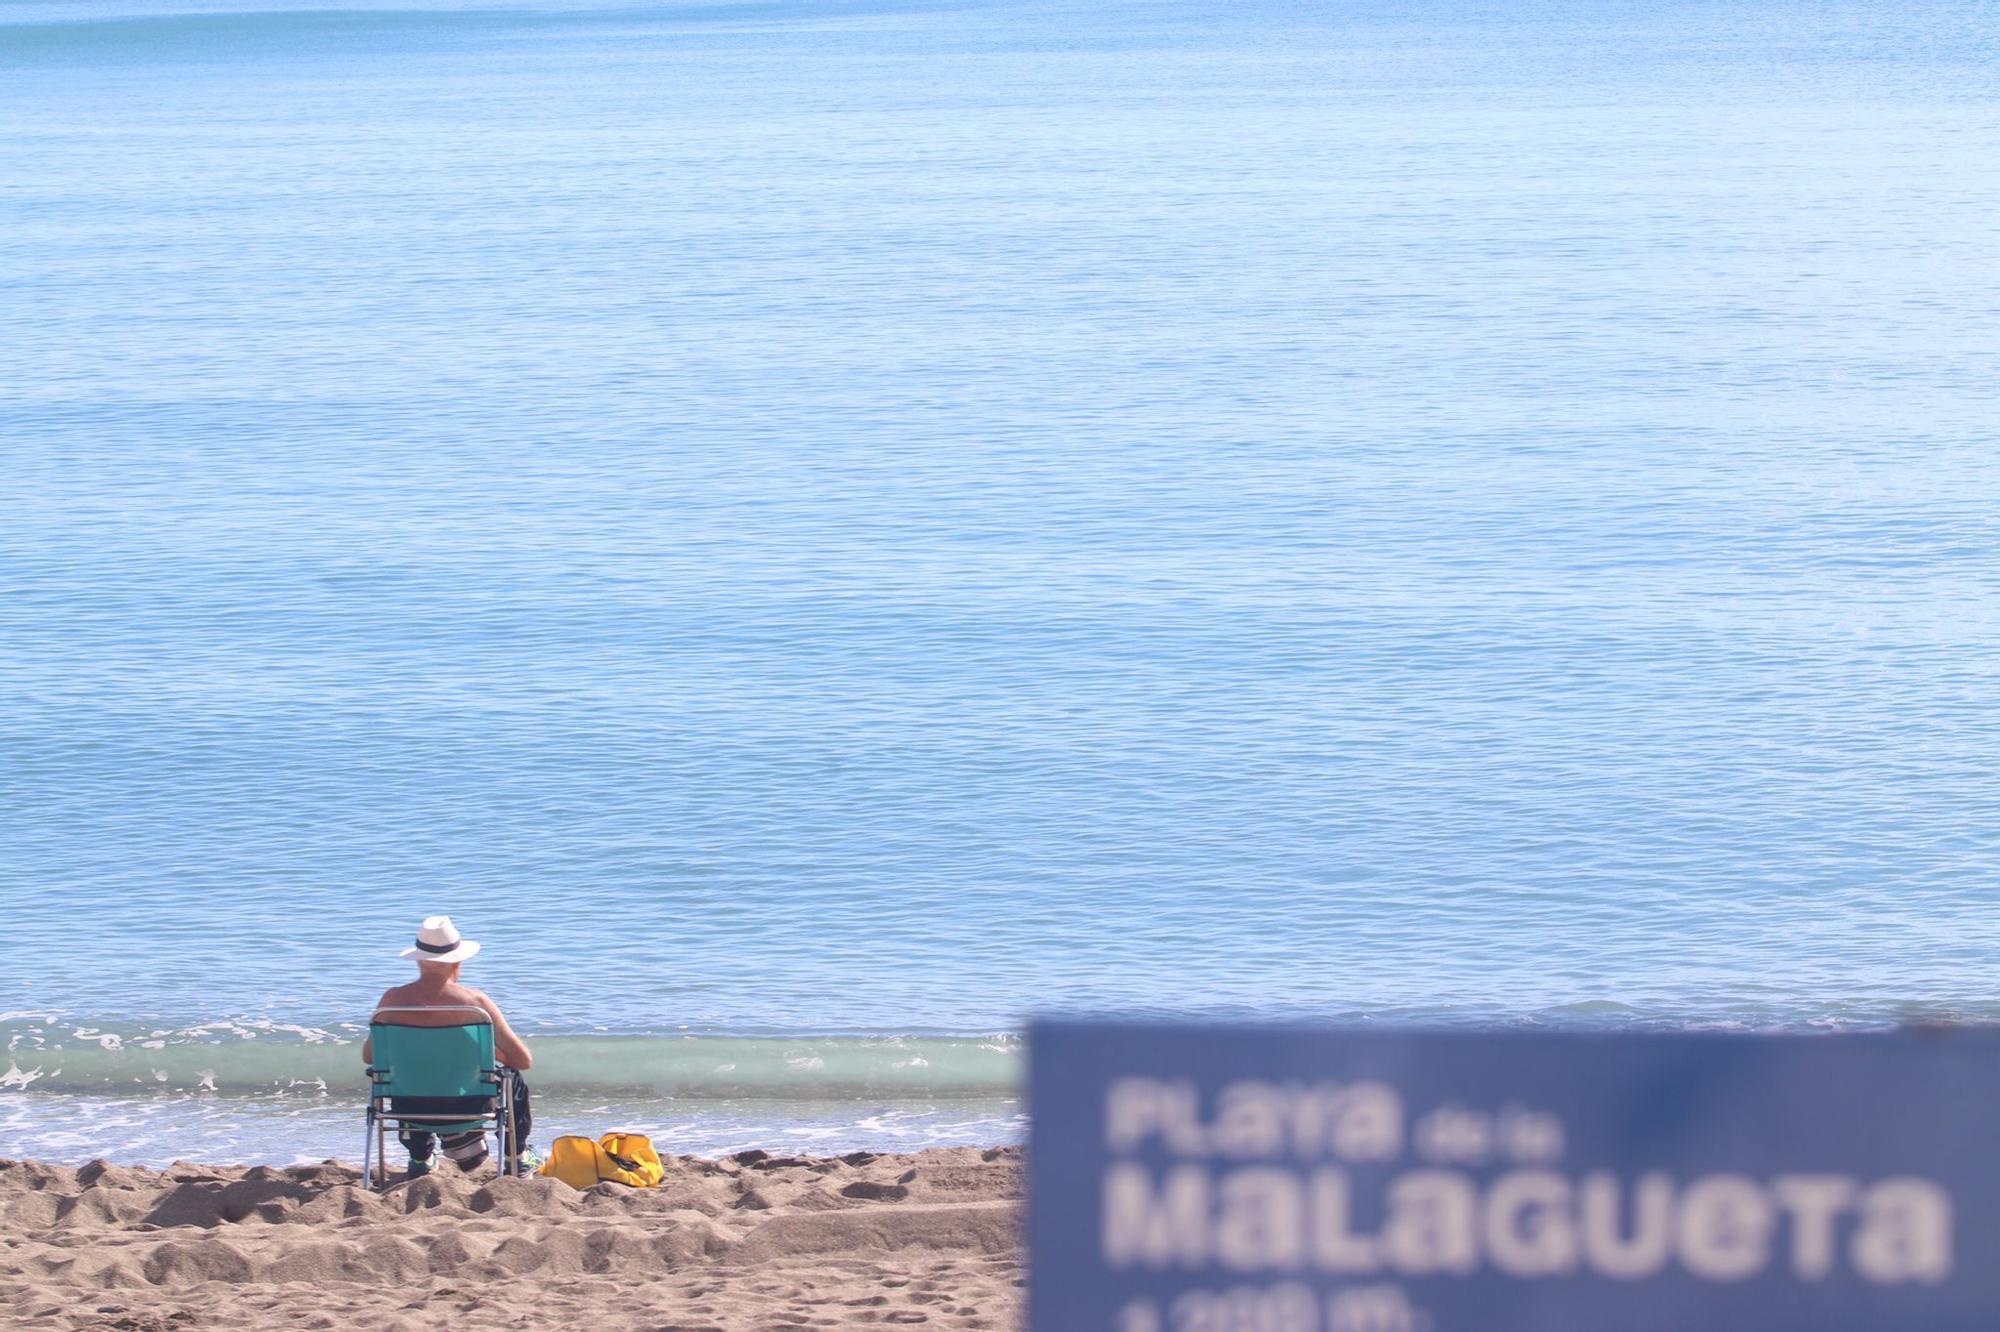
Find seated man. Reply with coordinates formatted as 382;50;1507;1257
362;915;534;1179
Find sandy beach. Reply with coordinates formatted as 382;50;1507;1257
0;1148;1022;1331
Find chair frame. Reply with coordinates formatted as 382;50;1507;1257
362;1006;522;1189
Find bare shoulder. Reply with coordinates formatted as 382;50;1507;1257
463;987;505;1014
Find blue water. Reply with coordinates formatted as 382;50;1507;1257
3;0;1999;1162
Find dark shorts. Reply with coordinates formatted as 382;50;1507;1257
394;1069;532;1166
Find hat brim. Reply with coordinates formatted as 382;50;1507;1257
399;940;481;964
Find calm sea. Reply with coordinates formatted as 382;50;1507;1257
3;0;1997;1164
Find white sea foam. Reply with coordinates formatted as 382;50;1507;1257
0;1087;1029;1167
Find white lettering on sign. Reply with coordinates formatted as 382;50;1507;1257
1771;1176;1854;1280
1579;1172;1674;1278
1414;1103;1562;1166
1380;1171;1476;1275
1104;1165;1209;1267
1327;1285;1426;1332
1674;1174;1771;1281
1100;1164;1954;1285
1484;1171;1577;1276
1852;1178;1953;1283
1107;1079;1403;1161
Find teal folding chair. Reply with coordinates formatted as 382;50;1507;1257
362;1006;520;1189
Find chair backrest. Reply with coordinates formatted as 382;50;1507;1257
369;1007;496;1100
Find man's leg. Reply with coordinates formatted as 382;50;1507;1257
507;1070;533;1168
420;1074;532;1175
439;1129;490;1172
397;1128;437;1178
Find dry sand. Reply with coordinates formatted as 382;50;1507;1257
0;1148;1022;1331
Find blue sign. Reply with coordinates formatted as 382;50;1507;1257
1029;1021;2000;1331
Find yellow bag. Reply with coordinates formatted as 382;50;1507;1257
538;1132;664;1189
596;1132;665;1188
538;1135;605;1189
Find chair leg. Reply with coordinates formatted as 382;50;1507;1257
361;1105;374;1191
499;1078;515;1176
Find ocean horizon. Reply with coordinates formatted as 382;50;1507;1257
4;0;1998;1165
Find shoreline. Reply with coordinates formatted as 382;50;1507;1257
1;1147;1023;1331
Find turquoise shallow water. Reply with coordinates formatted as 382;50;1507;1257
3;0;1999;1161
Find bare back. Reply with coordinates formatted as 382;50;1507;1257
364;972;533;1070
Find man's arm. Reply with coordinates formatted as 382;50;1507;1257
361;989;395;1064
472;991;533;1070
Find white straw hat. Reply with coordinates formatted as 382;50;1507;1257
399;915;481;965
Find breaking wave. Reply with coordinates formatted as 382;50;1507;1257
0;1016;1022;1098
